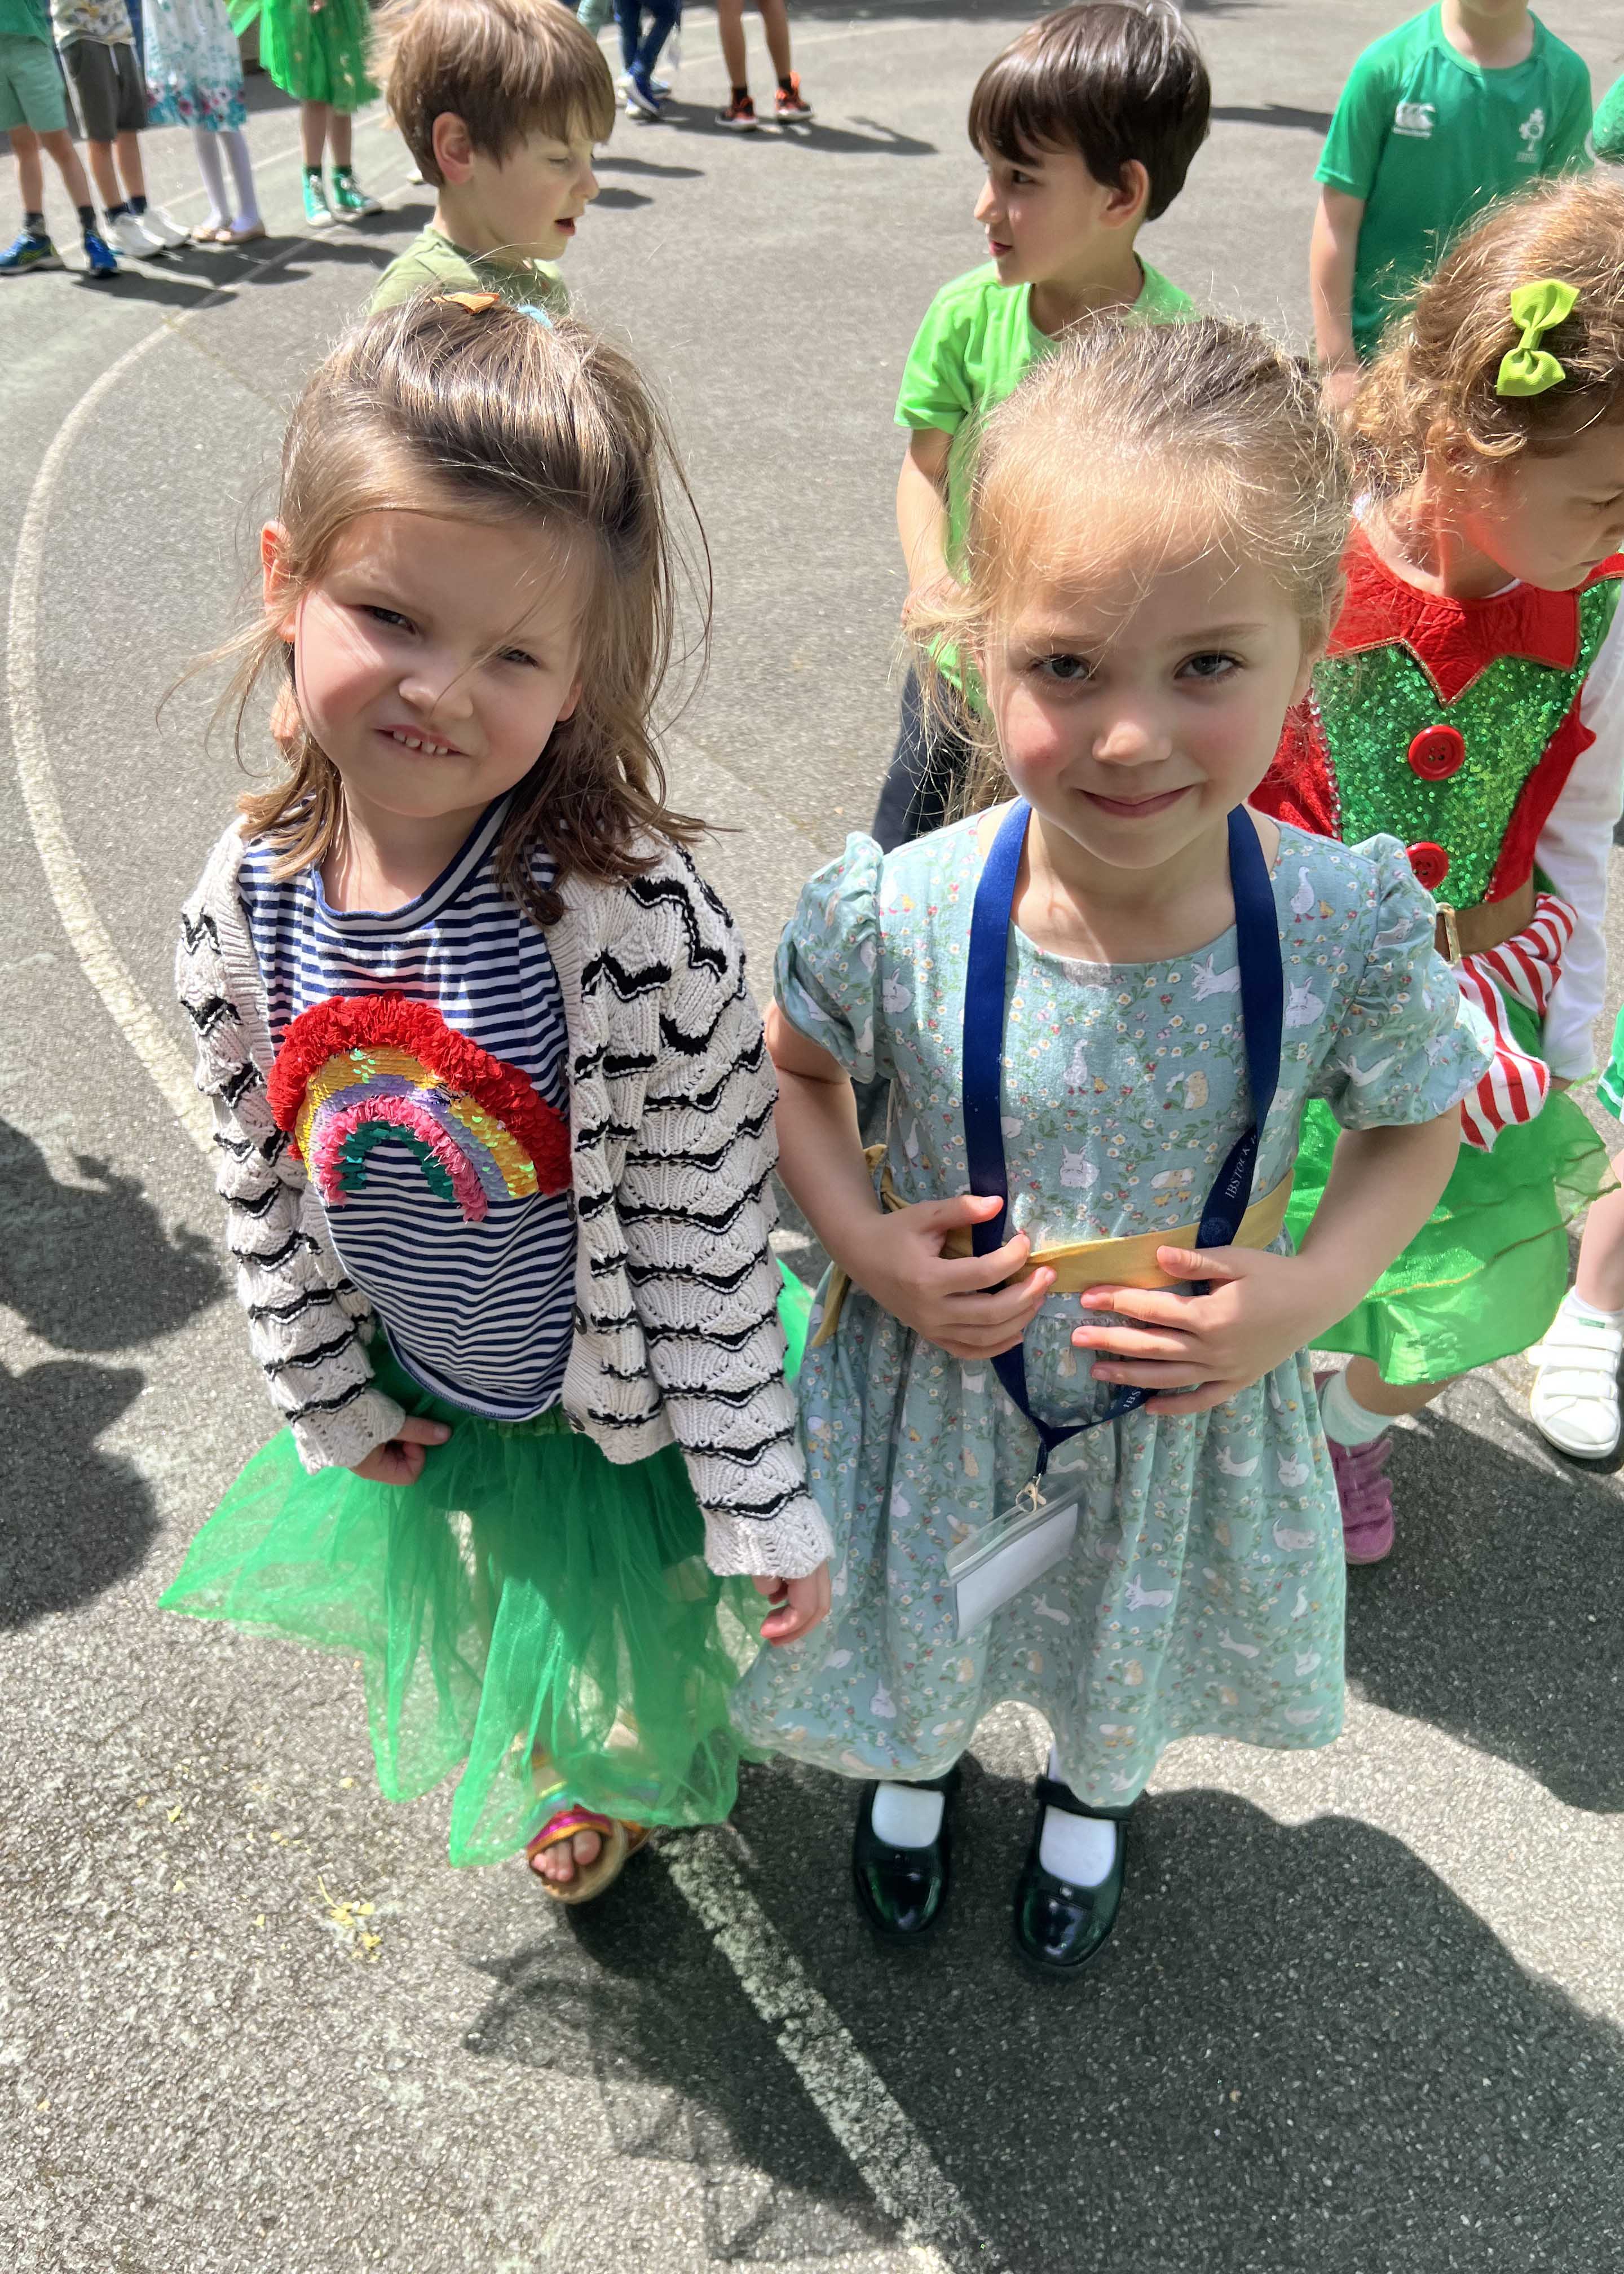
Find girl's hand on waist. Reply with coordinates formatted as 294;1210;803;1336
1071;1246;1323;1416
753;1563;832;1645
348;1414;452;1486
852;1193;1055;1360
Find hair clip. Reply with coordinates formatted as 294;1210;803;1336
438;290;501;315
1495;278;1578;398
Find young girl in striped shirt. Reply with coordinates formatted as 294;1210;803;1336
166;296;830;1900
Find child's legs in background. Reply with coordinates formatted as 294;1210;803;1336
220;126;259;226
612;0;642;74
301;99;330;168
631;0;679;76
871;667;976;852
1343;1359;1453;1422
32;127;94;213
328;107;353;169
113;126;145;201
756;0;793;78
10;121;46;213
576;0;616;33
1530;1148;1624;1460
715;0;748;87
83;138;122;210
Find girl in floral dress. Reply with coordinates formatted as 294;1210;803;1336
731;316;1491;1978
142;0;264;240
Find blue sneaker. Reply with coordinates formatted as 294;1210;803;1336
82;228;119;277
625;61;664;118
0;228;63;274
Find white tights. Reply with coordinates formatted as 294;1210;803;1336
191;126;261;231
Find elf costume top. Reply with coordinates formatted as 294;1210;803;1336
1256;525;1624;1383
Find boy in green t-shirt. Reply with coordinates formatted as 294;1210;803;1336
875;3;1208;849
370;0;615;320
1310;2;1592;402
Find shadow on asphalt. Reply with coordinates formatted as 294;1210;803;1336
0;1120;218;1351
652;100;935;156
0;1357;155;1627
464;1768;1624;2269
1347;1406;1624;1812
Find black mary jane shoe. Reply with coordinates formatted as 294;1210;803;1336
1012;1775;1129;1983
851;1767;960;1946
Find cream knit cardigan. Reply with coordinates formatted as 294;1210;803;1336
176;820;831;1581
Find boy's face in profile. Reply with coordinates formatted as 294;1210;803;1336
973;141;1144;290
440;116;600;263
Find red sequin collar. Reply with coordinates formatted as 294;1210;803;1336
1332;529;1624;703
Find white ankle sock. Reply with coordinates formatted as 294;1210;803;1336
870;1781;945;1848
1038;1749;1118;1887
1318;1369;1391;1448
1563;1289;1624;1331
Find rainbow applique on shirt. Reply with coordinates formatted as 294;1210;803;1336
268;996;571;1224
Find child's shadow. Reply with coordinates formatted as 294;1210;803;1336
1349;1400;1623;1810
0;1119;219;1352
0;1358;155;1626
464;1771;1624;2270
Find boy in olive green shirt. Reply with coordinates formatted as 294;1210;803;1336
1310;2;1592;398
877;3;1208;849
370;0;615;320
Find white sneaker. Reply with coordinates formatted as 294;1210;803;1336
109;210;167;257
1529;1294;1624;1458
139;203;189;248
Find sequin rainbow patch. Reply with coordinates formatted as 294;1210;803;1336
267;996;570;1224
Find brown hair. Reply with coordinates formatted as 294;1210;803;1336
381;0;615;184
911;315;1351;814
968;2;1210;222
1351;172;1624;492
228;294;707;924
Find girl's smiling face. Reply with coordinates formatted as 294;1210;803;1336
982;536;1318;876
264;508;589;831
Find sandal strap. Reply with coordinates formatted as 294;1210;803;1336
1034;1774;1132;1823
528;1804;615;1857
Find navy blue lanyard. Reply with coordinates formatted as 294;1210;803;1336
961;801;1283;1475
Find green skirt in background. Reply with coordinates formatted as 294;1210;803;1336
161;1267;813;1866
1286;997;1610;1385
230;0;377;111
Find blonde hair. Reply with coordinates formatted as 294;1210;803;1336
228;294;705;924
381;0;615;184
911;314;1351;813
1351;172;1624;492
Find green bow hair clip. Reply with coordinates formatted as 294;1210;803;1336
1496;279;1578;398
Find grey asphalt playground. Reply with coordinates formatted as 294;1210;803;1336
5;4;1624;2268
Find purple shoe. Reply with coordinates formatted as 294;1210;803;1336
1314;1369;1394;1563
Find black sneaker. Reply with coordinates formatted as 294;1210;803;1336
717;91;758;130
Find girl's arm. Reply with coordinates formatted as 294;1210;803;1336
1071;1112;1460;1414
768;1004;1056;1360
178;854;418;1477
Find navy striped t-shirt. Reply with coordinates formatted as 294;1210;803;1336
239;796;576;1420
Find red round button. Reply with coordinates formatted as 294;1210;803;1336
1408;724;1466;781
1407;841;1450;891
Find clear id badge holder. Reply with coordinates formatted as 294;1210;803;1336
945;1464;1082;1642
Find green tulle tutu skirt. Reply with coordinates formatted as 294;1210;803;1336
232;0;377;109
161;1270;813;1866
1287;998;1609;1385
1597;1003;1624;1123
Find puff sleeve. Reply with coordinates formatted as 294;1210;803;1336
773;835;893;1085
1310;836;1493;1129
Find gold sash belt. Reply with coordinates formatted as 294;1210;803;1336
810;1151;1294;1350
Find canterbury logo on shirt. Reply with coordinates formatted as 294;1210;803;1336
1518;105;1546;160
1393;101;1435;136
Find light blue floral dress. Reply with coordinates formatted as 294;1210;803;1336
731;817;1491;1803
143;0;246;129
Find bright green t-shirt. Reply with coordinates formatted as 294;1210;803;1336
895;257;1197;566
1316;6;1592;359
0;0;49;42
1596;74;1624;163
368;226;567;323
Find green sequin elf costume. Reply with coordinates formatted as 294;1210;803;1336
1258;526;1624;1387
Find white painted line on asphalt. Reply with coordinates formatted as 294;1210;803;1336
665;1832;1007;2274
7;232;337;1165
